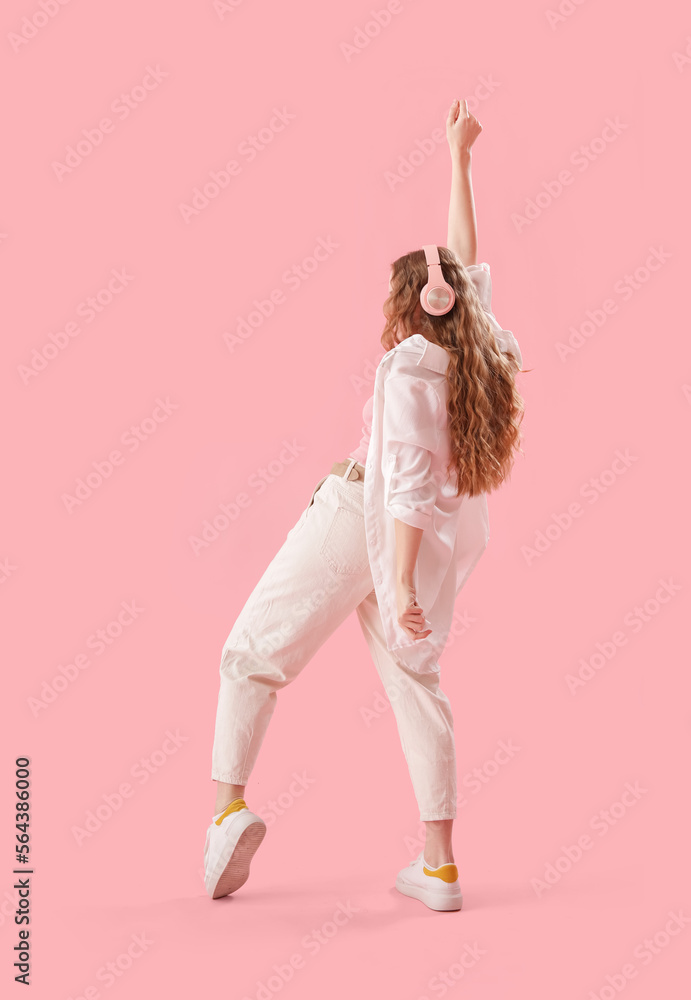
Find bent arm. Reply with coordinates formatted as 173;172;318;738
383;376;442;587
382;376;441;530
394;518;424;585
447;150;477;266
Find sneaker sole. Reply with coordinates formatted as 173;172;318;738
210;818;267;899
395;875;463;911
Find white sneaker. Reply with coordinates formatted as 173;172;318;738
203;797;266;899
395;851;463;911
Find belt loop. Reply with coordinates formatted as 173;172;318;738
343;458;357;481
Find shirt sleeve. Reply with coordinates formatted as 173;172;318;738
381;374;442;529
466;262;523;368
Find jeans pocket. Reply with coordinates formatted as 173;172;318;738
320;503;369;575
285;505;309;541
308;474;330;507
286;475;330;542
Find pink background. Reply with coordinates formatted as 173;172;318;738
3;0;690;997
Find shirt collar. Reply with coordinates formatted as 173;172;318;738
413;334;450;374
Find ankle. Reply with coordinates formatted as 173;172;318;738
215;783;246;814
423;839;454;867
424;851;455;868
214;794;246;815
423;817;454;868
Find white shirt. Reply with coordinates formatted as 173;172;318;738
362;263;523;655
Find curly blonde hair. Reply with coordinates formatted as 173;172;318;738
381;247;527;498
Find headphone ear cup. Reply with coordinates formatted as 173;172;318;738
420;244;455;315
420;283;455;316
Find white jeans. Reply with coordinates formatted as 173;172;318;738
211;464;457;821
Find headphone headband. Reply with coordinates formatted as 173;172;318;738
419;244;455;316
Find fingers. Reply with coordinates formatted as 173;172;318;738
402;623;432;640
402;616;427;630
399;602;432;639
402;600;424;620
448;97;470;124
447;96;483;137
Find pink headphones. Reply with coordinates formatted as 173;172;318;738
419;244;455;316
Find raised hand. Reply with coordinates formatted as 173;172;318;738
446;98;483;157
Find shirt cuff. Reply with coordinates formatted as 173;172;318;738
386;503;433;529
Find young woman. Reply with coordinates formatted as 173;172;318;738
203;98;526;911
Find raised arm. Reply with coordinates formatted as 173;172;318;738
445;98;483;266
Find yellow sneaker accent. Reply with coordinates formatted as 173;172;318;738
423;863;459;883
215;797;248;825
